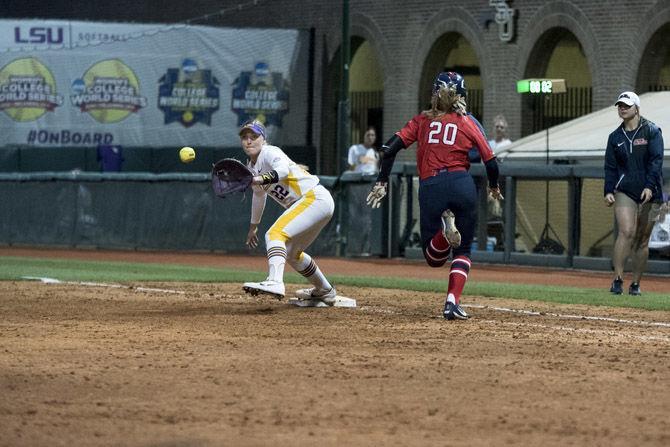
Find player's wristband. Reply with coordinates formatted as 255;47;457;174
260;170;279;184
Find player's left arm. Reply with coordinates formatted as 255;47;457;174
643;125;664;203
466;119;502;199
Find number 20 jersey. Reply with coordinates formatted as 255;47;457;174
247;144;320;208
396;112;496;180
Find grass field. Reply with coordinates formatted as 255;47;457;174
3;255;669;310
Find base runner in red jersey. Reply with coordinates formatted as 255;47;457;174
366;71;504;321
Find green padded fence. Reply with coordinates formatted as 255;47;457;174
0;172;388;257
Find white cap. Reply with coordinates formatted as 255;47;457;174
615;91;640;107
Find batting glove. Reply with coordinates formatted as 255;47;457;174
488;186;504;201
366;182;388;208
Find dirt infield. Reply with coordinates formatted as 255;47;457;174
1;248;669;446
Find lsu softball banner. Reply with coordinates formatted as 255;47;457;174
0;20;310;147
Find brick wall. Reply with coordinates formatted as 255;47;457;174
6;0;670;169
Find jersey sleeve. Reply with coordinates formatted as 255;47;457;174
645;125;664;193
603;133;618;195
265;146;290;179
396;116;420;147
465;118;495;162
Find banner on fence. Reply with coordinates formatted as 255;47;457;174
0;19;310;147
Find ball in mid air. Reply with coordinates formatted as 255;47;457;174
179;147;196;163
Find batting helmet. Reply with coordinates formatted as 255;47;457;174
432;71;467;98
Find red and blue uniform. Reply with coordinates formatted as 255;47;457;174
388;111;498;309
371;70;501;318
397;112;495;256
397;113;495;179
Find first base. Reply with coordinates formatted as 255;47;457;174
288;295;356;308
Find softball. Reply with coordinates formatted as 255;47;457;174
179;147;196;163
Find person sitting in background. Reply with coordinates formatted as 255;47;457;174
347;127;379;175
487;115;512;151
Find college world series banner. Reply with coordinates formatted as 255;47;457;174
0;20;310;147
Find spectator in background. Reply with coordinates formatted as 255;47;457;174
347;126;379;175
487;115;512;151
97;145;124;172
604;91;664;296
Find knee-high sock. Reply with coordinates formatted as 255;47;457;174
291;252;332;291
447;256;471;304
266;241;287;283
424;230;450;267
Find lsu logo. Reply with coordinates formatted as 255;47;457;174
14;26;64;45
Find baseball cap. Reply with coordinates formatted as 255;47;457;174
614;91;640;107
238;120;266;138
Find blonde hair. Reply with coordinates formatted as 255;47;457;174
492;114;509;137
422;86;465;119
493;114;508;128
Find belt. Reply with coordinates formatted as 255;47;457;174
433;167;466;176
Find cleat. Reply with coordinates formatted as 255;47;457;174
609;277;623;295
443;301;469;320
628;282;641;296
441;210;461;248
243;280;285;299
295;287;337;305
243;286;261;296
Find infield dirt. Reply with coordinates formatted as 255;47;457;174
1;248;669;446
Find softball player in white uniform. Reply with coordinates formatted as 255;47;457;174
239;120;336;303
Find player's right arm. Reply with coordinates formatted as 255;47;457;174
366;119;416;208
247;188;266;247
603;133;618;205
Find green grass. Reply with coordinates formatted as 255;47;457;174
1;255;669;311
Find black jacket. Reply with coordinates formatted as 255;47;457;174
604;117;664;203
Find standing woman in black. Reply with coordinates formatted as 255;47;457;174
604;91;665;296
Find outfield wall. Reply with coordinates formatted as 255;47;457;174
1;165;668;273
0;171;390;258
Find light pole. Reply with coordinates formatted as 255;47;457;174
336;0;350;174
